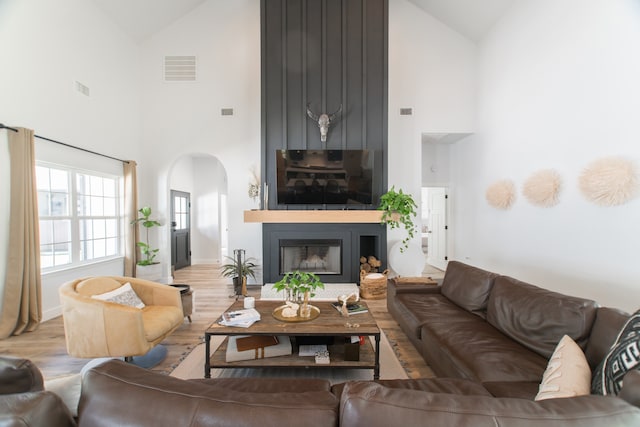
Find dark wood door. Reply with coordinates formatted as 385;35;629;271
171;190;191;271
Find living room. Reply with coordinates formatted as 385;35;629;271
2;0;638;322
1;0;639;425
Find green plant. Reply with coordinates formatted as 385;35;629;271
378;186;418;252
272;271;325;299
220;255;258;281
130;206;161;266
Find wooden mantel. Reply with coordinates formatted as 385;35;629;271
244;210;384;224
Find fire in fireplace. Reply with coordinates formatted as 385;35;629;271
279;239;342;275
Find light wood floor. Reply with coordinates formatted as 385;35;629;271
0;265;433;379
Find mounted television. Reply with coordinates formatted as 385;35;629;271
275;149;374;206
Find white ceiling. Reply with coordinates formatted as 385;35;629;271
91;0;514;43
408;0;515;41
91;0;206;42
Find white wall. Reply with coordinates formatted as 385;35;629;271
451;0;640;312
422;142;451;186
139;0;262;280
192;156;227;265
169;156;196;195
388;0;477;249
0;0;142;319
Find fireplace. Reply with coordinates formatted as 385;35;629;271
263;223;386;284
280;239;342;275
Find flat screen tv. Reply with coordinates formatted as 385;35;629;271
275;149;374;206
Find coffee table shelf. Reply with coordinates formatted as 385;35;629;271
204;300;380;378
210;338;376;369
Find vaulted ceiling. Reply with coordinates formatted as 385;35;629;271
90;0;514;43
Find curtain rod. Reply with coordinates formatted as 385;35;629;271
0;123;129;164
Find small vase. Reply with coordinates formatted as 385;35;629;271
299;291;311;318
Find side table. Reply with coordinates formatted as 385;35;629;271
171;284;193;322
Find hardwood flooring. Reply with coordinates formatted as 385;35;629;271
0;265;433;379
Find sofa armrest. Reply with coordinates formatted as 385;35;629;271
0;391;76;427
80;360;339;427
60;291;149;357
0;356;44;394
388;278;441;296
620;370;640;408
340;381;640;427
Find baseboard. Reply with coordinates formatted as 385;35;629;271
43;306;62;322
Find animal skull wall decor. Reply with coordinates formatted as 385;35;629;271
306;103;342;142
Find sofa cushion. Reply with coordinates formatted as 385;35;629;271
76;277;123;296
592;309;640;396
440;261;498;318
141;306;184;342
420;320;548;382
535;335;591;401
394;293;481;342
79;360;339;427
487;276;597;359
339;381;640;427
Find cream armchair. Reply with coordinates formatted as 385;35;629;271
59;276;183;359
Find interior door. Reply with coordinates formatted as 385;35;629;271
171;190;191;271
426;187;448;271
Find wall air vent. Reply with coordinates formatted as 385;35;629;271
164;55;197;82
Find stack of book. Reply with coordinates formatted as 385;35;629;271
331;301;368;316
219;308;261;327
226;335;292;362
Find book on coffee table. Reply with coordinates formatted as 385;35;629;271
298;344;327;357
236;335;279;352
330;301;369;315
219;308;261;327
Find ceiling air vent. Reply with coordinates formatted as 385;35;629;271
164;55;197;82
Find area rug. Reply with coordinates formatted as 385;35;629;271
170;331;406;384
156;266;434;379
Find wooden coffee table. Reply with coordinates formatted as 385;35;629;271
204;300;381;379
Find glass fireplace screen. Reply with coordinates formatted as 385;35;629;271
279;239;342;275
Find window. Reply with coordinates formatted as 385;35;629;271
36;163;123;270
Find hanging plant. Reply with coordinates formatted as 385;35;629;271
378;186;418;252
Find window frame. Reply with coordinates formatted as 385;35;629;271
36;161;124;272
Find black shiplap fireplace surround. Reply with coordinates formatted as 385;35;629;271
262;223;386;284
259;1;389;285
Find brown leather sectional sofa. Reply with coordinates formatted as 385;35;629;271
2;354;639;427
2;261;639;426
0;356;75;427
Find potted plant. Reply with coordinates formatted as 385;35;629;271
272;271;325;318
131;206;162;280
378;186;418;252
221;249;258;296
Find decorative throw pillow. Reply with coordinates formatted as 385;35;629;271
592;309;640;395
535;335;591;401
44;374;82;417
91;282;145;309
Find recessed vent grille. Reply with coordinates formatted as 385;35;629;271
164;55;197;82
